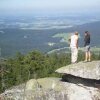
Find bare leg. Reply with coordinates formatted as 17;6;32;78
88;51;91;61
85;52;88;61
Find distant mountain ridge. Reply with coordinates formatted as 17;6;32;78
73;21;100;47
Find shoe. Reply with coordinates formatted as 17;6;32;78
83;60;88;63
72;61;77;64
88;59;91;62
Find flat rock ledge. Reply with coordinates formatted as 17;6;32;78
56;61;100;80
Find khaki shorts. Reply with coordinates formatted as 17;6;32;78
85;45;90;52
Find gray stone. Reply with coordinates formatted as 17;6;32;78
1;77;100;100
56;61;100;80
25;79;39;91
37;77;62;90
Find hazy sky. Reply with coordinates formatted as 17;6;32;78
0;0;100;15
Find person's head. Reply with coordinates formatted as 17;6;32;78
75;32;78;35
85;31;90;37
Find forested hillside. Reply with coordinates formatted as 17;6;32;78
0;50;100;93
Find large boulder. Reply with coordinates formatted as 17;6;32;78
56;61;100;80
25;77;65;92
24;78;100;100
1;77;100;100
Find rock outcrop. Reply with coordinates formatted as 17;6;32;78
1;61;100;100
56;61;100;80
1;77;100;100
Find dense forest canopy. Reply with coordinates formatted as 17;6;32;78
0;50;100;93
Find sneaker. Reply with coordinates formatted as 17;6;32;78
72;61;77;64
88;59;91;62
83;60;88;63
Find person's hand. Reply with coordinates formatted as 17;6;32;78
76;44;78;49
68;38;71;43
84;44;86;47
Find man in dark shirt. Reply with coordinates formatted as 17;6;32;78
84;33;90;47
84;31;91;62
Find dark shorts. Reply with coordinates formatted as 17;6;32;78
85;45;90;52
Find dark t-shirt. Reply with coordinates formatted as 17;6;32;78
84;36;90;46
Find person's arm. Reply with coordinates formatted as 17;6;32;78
68;37;71;46
75;36;78;48
68;38;71;43
84;37;86;47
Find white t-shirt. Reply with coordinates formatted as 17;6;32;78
70;35;78;48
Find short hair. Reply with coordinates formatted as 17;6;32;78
75;32;78;35
85;31;90;37
85;31;88;33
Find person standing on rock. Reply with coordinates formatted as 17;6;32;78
70;32;79;64
84;31;91;62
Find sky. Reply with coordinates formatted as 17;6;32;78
0;0;100;16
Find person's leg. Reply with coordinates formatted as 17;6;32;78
71;47;78;63
85;52;88;61
84;45;89;62
74;48;78;63
88;46;91;61
88;51;91;61
71;48;74;63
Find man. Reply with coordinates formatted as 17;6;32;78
70;32;79;64
84;31;91;62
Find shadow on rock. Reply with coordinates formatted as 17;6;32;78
62;74;100;88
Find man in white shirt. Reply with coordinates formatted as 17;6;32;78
70;32;79;63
